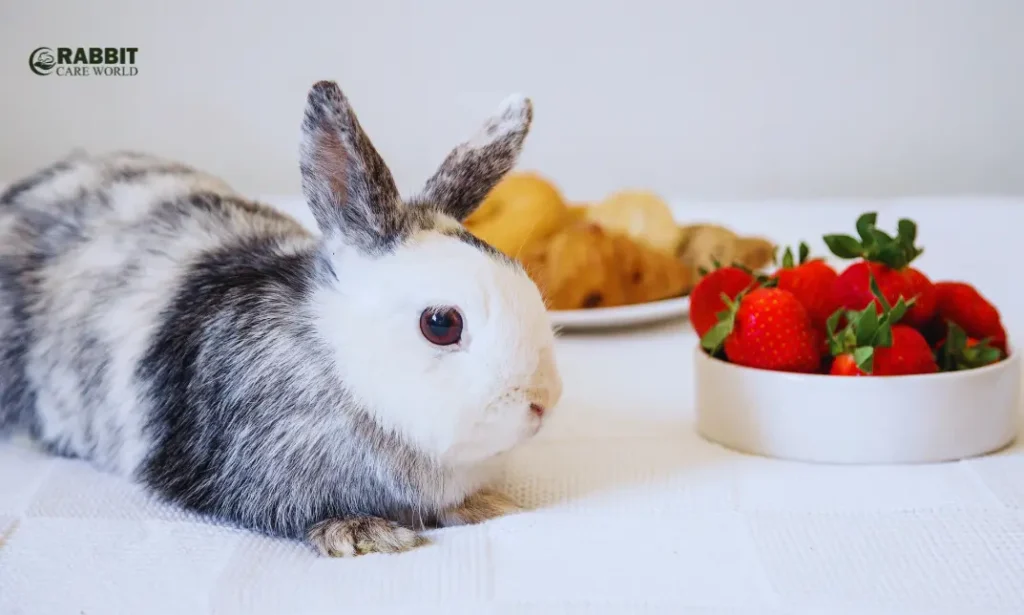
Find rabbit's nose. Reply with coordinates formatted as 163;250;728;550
529;403;546;418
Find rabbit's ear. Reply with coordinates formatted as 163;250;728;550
415;94;533;222
300;81;404;251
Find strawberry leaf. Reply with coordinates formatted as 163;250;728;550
896;218;925;265
853;346;874;373
856;212;878;247
833;212;922;269
823;234;864;259
938;320;967;371
700;319;733;353
781;247;795;269
868;272;892;313
700;291;745;354
887;296;912;325
854;307;879;347
868;227;895;246
798;242;810;265
873;241;909;269
824;308;847;355
825;308;844;338
697;266;709;277
898;218;917;244
939;321;1004;371
968;344;1003;366
874;326;893;348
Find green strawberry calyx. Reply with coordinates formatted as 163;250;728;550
936;321;1004;371
824;272;916;374
776;241;813;269
696;257;776;291
699;286;754;356
821;212;925;270
697;256;776;286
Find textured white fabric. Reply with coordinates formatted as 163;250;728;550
2;196;1024;614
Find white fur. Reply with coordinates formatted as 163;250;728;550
466;94;532;150
312;216;562;476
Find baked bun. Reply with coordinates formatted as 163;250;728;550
584;189;682;255
521;221;694;310
464;172;568;257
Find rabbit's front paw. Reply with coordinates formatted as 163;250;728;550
437;488;526;527
307;516;428;557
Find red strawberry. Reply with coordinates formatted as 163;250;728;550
831;260;908;319
935;320;1005;371
829;353;865;376
825;274;938;376
689;266;757;338
701;287;821;373
873;326;940;375
772;242;840;333
902;267;937;329
932;281;1008;353
824;212;936;328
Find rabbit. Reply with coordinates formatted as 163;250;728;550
0;79;563;557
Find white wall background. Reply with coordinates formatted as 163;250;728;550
1;0;1022;203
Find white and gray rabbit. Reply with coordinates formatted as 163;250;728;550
0;80;562;556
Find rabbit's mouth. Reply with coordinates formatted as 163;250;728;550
527;404;547;437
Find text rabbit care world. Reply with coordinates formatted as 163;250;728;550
29;47;139;77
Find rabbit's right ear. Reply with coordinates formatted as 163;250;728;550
414;94;533;223
299;81;405;252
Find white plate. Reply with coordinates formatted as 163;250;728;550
548;296;690;331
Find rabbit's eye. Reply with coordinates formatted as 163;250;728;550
420;307;464;346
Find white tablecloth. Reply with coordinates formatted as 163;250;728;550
2;195;1023;615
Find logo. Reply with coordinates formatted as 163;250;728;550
29;47;56;75
29;47;139;77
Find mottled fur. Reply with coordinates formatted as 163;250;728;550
0;81;562;555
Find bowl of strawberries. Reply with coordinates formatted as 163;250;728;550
691;212;1020;464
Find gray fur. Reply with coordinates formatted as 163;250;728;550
0;80;536;547
414;93;534;222
300;80;410;254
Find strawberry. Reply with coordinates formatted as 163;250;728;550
874;325;940;375
688;265;757;338
701;287;821;373
935;320;1004;371
772;242;840;333
824;273;938;376
832;261;910;318
829;353;866;376
932;281;1008;353
902;267;937;329
824;212;936;328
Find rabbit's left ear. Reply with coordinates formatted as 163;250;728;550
414;94;534;222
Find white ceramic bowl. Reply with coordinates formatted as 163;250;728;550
694;346;1021;464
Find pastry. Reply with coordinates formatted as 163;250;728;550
520;221;695;311
613;231;695;305
676;223;775;275
584;190;682;256
463;172;568;257
564;203;590;225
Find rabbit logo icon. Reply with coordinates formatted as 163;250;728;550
29;47;56;76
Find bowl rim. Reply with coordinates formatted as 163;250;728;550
693;342;1019;382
